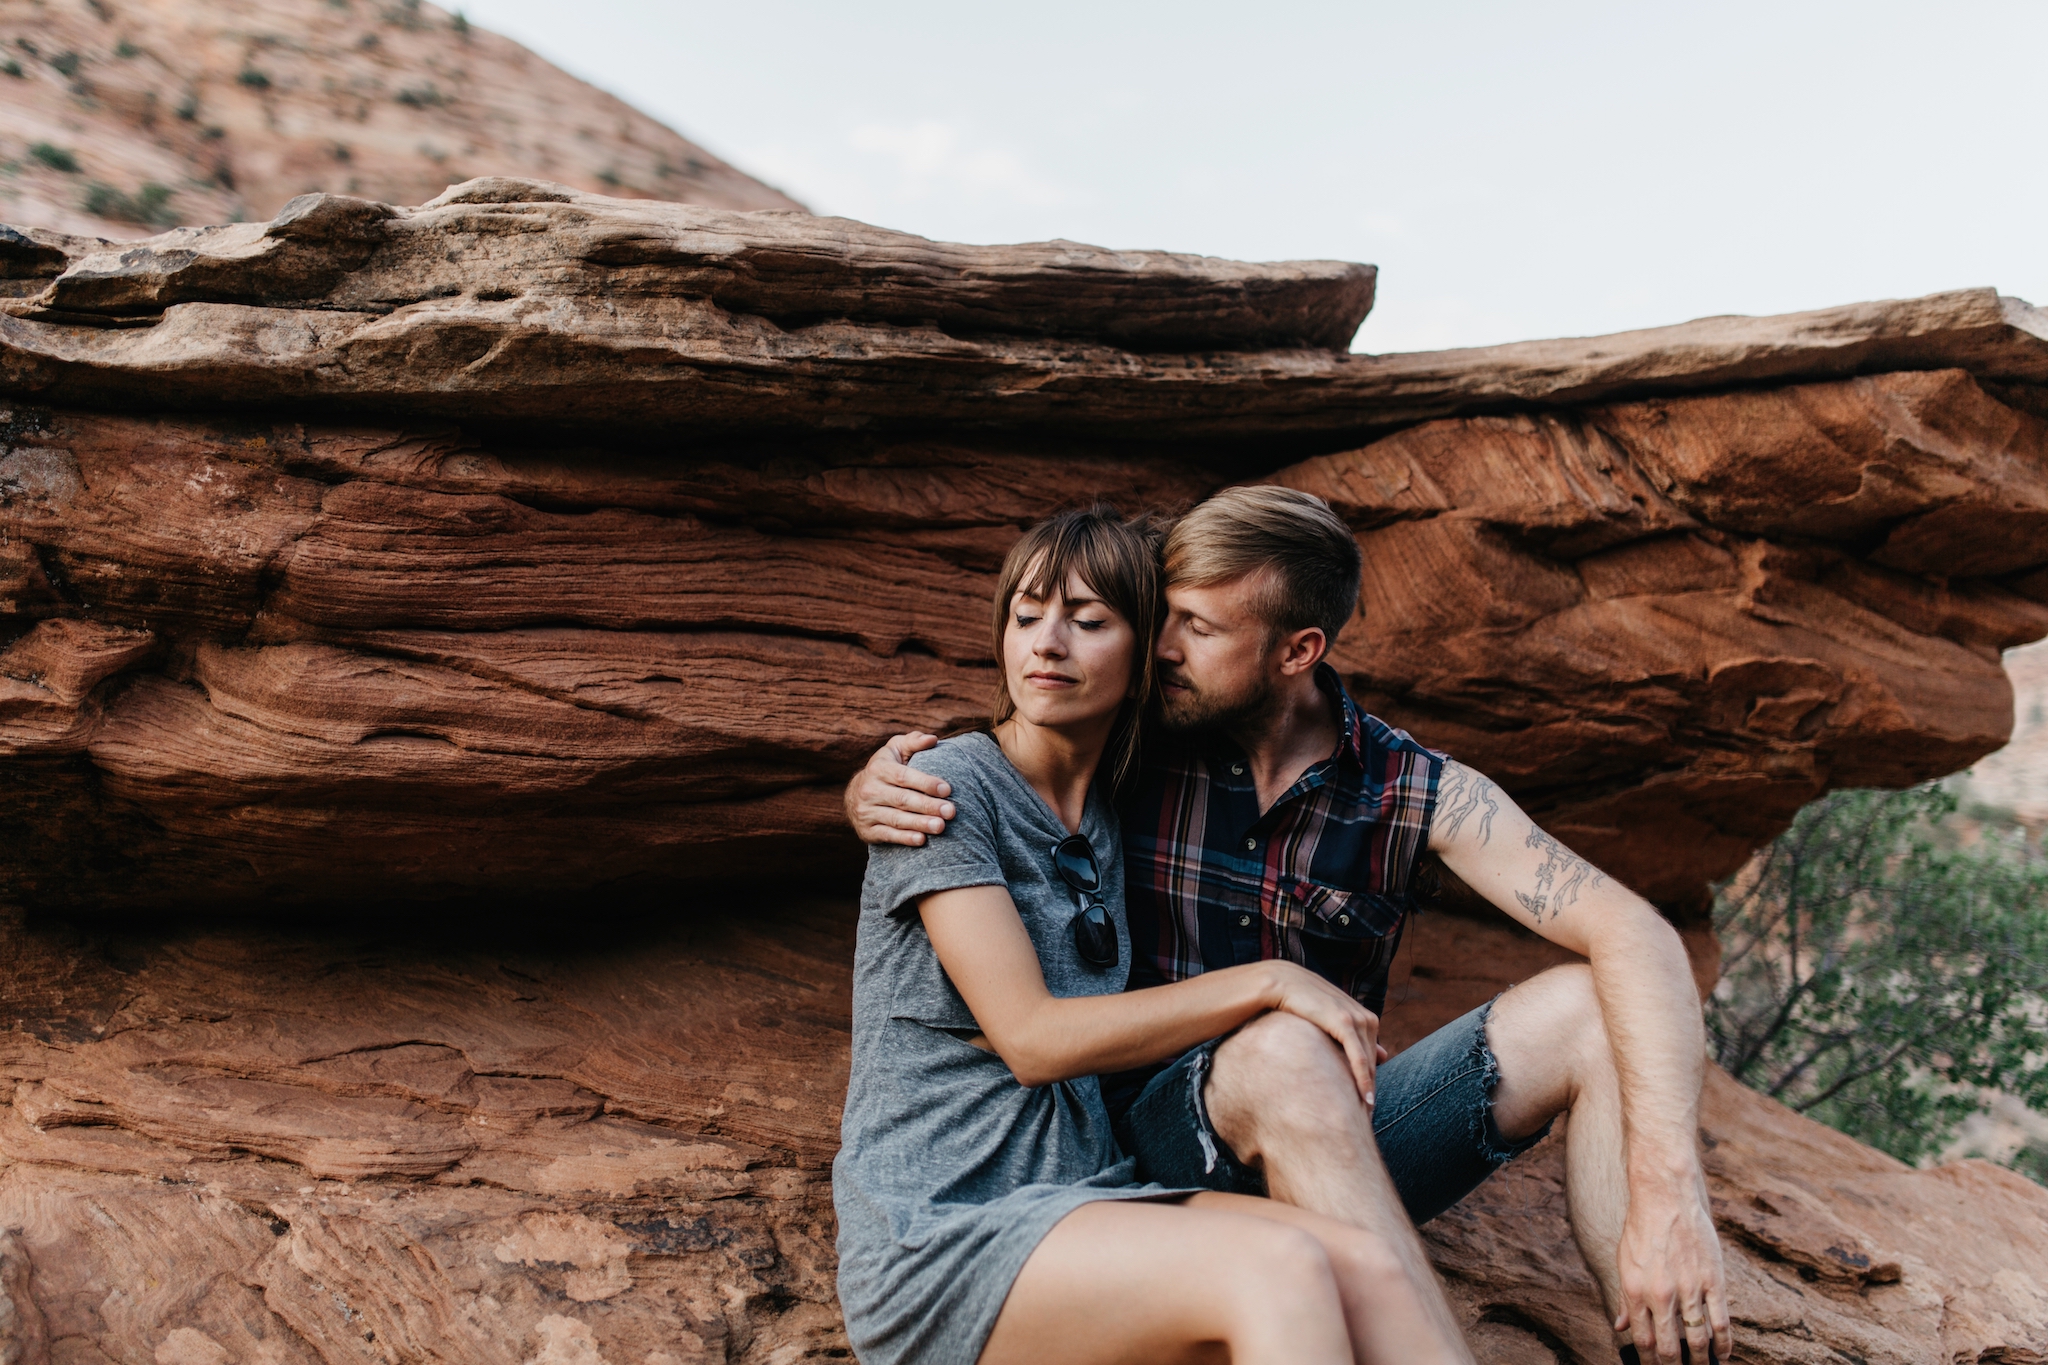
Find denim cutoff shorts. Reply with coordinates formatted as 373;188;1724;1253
1111;999;1550;1226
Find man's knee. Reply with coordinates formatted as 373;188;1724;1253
1492;964;1607;1060
1207;1013;1364;1156
1489;964;1613;1130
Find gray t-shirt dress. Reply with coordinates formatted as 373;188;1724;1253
833;732;1192;1365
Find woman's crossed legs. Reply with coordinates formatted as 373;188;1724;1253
980;1192;1466;1365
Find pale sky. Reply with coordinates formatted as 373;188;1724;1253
454;0;2047;354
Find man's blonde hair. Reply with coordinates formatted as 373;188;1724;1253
1163;486;1361;643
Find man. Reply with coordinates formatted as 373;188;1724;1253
847;486;1730;1365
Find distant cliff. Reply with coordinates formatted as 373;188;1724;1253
0;0;801;241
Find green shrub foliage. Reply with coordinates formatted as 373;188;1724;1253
1710;784;2048;1171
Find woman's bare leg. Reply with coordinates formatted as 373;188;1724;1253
979;1199;1354;1365
981;1194;1471;1365
1188;1192;1472;1364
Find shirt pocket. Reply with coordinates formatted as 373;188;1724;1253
1283;877;1408;942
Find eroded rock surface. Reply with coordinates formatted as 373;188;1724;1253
3;904;2042;1365
0;0;800;241
1;185;2046;1360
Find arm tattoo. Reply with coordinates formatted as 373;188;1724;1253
1515;825;1608;922
1435;761;1501;846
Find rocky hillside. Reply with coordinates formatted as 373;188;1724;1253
1;182;2045;1362
0;0;800;240
1957;637;2048;825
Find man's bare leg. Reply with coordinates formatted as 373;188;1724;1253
1209;966;1659;1358
1486;963;1632;1326
1205;1012;1478;1365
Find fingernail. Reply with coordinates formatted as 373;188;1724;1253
1365;1092;1375;1107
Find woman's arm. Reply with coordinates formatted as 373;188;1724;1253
919;885;1387;1100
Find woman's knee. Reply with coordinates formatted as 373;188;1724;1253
1230;1223;1341;1308
1320;1225;1406;1288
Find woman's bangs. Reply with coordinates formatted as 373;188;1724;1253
1016;524;1139;622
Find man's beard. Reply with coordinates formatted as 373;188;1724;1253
1155;668;1278;735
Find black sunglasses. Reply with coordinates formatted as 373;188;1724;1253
1052;834;1119;970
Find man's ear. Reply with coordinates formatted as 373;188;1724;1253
1275;626;1328;677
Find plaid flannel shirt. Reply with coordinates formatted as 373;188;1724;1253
1110;665;1444;1109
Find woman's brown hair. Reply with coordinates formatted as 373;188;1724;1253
990;504;1163;799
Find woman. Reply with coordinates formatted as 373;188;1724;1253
833;506;1464;1365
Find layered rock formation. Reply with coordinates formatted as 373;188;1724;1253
1;181;2046;1361
0;0;799;241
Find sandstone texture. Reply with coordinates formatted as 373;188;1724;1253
0;181;2045;1362
0;0;800;242
3;904;2045;1365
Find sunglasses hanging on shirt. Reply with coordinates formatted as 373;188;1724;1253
1051;834;1119;970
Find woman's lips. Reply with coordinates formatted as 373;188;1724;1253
1023;672;1078;687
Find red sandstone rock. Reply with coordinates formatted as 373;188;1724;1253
0;0;800;241
5;359;2044;911
1;186;2046;1360
1276;367;2048;906
0;179;2042;440
1;905;2042;1364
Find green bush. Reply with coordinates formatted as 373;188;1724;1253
82;181;177;227
1709;784;2048;1173
30;142;78;172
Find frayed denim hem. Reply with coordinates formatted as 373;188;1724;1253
1185;1041;1222;1176
1471;994;1555;1167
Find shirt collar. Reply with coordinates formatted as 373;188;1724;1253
1318;662;1369;770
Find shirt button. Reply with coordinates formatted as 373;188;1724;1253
1238;914;1252;927
1231;763;1245;776
1338;914;1351;926
1243;836;1257;851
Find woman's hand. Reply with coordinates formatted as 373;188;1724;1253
1259;961;1389;1106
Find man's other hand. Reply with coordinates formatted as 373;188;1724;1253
1615;1176;1732;1365
845;732;957;846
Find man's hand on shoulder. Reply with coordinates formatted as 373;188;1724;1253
845;732;957;846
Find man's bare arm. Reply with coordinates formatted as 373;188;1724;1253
844;732;957;846
1430;759;1729;1365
